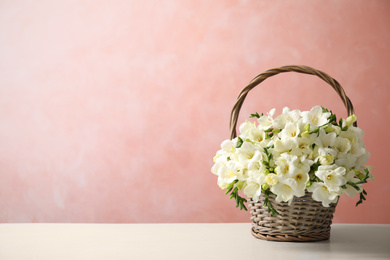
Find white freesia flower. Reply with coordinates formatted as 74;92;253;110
257;108;275;130
291;137;314;156
236;142;258;168
315;165;347;192
239;121;268;144
243;181;262;202
271;178;300;205
280;122;300;139
350;143;366;158
340;126;366;157
246;169;264;183
356;150;370;168
215;164;238;189
273;138;294;153
334;137;351;154
307;182;339;207
301;106;330;127
299;154;314;168
273;107;301;129
239;120;257;137
290;170;309;192
335;153;357;169
251;128;267;144
221;139;235;153
211;160;223;176
314;129;337;157
274;153;299;177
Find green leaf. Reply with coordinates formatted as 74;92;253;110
327;113;337;125
240;201;248;211
355;170;370;185
311;162;319;172
339;118;343;127
356;190;367;207
225;182;247;211
236;137;243;148
263;189;279;216
235;195;240;208
225;186;233;194
347;181;360;191
249;112;260;118
239;201;244;210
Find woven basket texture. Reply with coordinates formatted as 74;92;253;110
249;193;337;242
229;65;353;242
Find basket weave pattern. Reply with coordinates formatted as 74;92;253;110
229;65;355;242
249;193;336;242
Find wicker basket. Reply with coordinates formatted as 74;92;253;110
229;65;356;242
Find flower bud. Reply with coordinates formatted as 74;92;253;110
236;181;245;190
324;126;335;133
262;183;269;190
306;181;312;187
304;124;311;132
346;114;357;127
357;172;365;180
301;131;310;138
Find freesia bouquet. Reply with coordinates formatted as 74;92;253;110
211;106;373;215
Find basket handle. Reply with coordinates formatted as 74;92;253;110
230;65;356;139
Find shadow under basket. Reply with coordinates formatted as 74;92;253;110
249;192;337;242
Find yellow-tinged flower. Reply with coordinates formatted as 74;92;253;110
318;154;334;165
265;174;279;186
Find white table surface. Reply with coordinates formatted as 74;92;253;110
0;223;389;260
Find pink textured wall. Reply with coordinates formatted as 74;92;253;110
0;0;389;223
